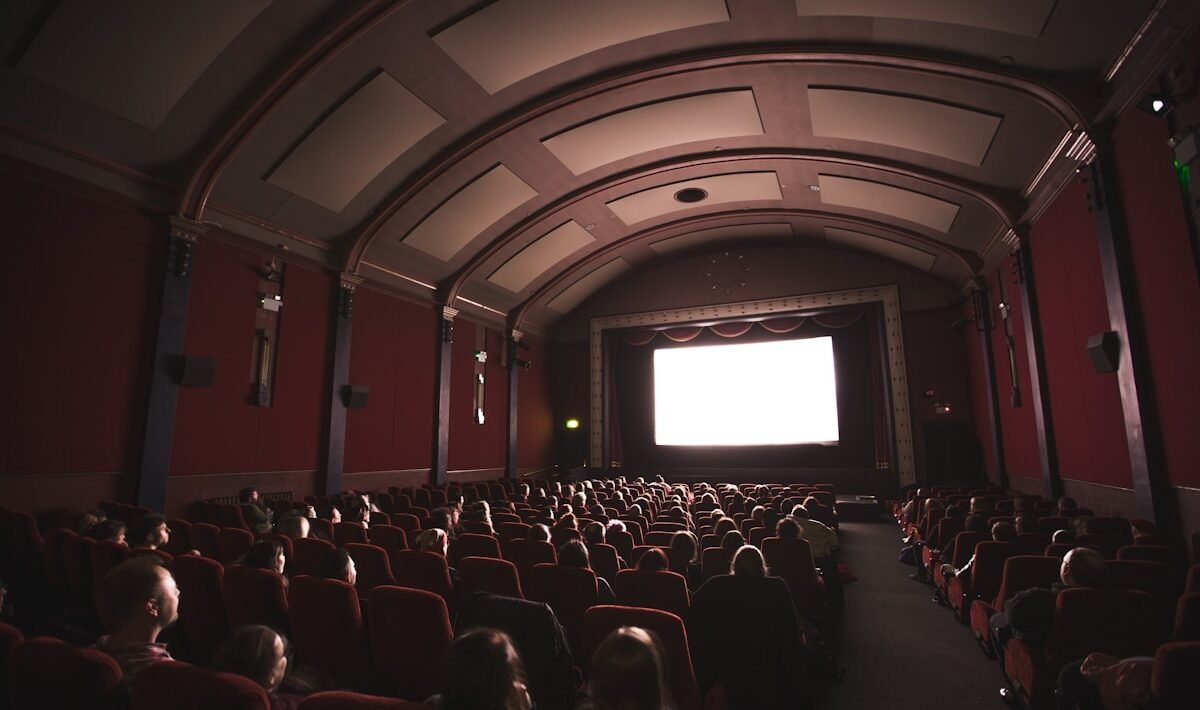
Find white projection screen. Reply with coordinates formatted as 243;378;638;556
654;337;839;446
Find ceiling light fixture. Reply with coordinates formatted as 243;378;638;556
808;185;821;191
674;187;709;204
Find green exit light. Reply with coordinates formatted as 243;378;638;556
565;418;580;430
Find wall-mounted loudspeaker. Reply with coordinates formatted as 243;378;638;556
171;355;215;387
342;384;370;408
1086;331;1120;373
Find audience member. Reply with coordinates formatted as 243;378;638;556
244;540;287;577
790;505;839;562
315;548;356;586
92;518;128;545
277;514;310;540
990;546;1107;650
212;625;302;710
127;514;170;550
239;487;272;534
438;628;532;710
668;530;702;589
528;524;551;543
557;540;615;603
583;627;675;710
93;557;179;685
583;522;606;547
720;530;745;558
941;521;1017;581
636;548;669;573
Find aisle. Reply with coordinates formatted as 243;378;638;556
816;521;1012;709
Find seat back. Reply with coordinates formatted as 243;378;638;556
1046;588;1157;665
91;539;130;580
1037;516;1070;534
606;529;635;562
1153;641;1200;710
761;536;825;616
502;539;557;586
583;605;702;709
496;522;531;541
590;543;621;585
368;524;408;558
526;563;598;655
344;542;396;597
931;518;964;550
0;621;22;704
164;519;194;557
992;555;1061;607
456;533;501;560
701;548;732;580
190;523;221;559
292;537;336;577
170;555;229;664
299;690;434;709
1171;593;1200;642
613;569;690;619
391;550;455;608
1013;532;1050;556
390;513;422;537
62;532;95;599
334;522;369;547
223;566;290;633
550;526;582;548
217;527;255;565
369;586;453;700
133;661;269;709
253;532;294;561
8;636;123;710
459;556;524;598
968;542;1018;606
947;532;987;568
288;576;371;688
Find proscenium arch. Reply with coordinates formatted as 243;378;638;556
506;207;981;331
441;148;1018;307
342;49;1086;272
587;284;917;486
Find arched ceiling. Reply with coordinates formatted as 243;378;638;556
2;0;1195;333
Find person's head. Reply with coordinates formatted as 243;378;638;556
1014;512;1038;535
1051;528;1074;544
127;514;169;549
713;516;736;537
964;514;988;533
96;557;180;637
556;513;578;531
720;530;745;556
443;628;531;710
776;517;801;540
991;521;1017;543
528;524;551;543
317;504;342;524
750;505;765;524
1056;497;1078;514
417;528;450;557
637;548;669;572
431;507;454;534
239;487;259;504
588;627;673;710
316;548;356;586
606;519;626;535
669;530;699;565
92;518;127;545
583;522;606;546
278;514;310;540
244;540;286;575
1072;515;1093;537
76;512;99;535
557;540;590;569
790;504;810;521
1061;547;1106;588
945;504;965;521
212;625;289;693
731;545;767;578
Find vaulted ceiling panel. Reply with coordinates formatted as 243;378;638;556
488;220;596;293
794;0;1054;37
403;165;538;262
607;172;783;226
433;0;730;93
18;0;269;128
808;88;1001;166
543;90;763;175
268;72;445;213
817;174;961;234
823;226;938;272
546;258;632;313
649;223;794;256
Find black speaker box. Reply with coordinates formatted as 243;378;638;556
172;355;215;387
342;384;370;408
1086;331;1120;373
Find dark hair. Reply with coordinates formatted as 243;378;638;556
732;545;766;578
127;514;166;546
668;531;698;565
431;507;455;533
443;628;530;710
637;548;669;572
528;524;551;542
95;557;169;631
589;627;673;710
91;518;126;543
713;517;736;537
212;625;288;691
583;522;606;545
238;487;257;503
316;548;354;582
244;540;283;571
991;521;1017;543
558;540;590;569
776;518;801;540
720;530;745;556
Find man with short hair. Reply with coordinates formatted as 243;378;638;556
127;514;170;550
277;513;310;540
93;558;179;685
990;546;1107;651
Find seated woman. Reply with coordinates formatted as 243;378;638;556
244;540;288;588
212;625;303;709
636;548;670;573
581;626;675;710
435;628;532;710
668;531;702;590
558;540;615;603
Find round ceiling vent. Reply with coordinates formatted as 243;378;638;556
673;187;709;203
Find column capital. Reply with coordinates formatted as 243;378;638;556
510;329;524;342
441;306;459;321
338;271;363;291
168;215;208;242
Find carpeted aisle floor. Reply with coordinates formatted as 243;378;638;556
814;520;1012;709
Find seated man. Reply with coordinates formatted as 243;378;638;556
126;514;171;551
790;505;839;562
239;487;272;534
991;546;1107;651
276;512;310;540
93;557;179;686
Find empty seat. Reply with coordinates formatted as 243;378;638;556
8;636;123;710
62;533;96;600
455;532;501;560
133;661;269;710
299;691;434;708
367;524;408;558
343;542;396;598
171;554;230;664
1014;533;1050;556
390;513;422;537
1152;641;1200;709
223;566;290;634
289;576;372;689
292;537;336;577
218;527;255;565
458;556;524;598
583;605;703;710
614;569;690;619
369;586;453;701
391;550;455;609
526;563;599;656
969;555;1060;656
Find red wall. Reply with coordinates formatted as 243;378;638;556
0;172;160;496
1114;110;1200;489
986;269;1043;481
517;336;554;469
903;307;974;477
170;237;332;476
1028;180;1132;487
344;287;435;473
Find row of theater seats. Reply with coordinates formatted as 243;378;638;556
895;487;1200;709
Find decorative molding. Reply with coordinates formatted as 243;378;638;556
441;306;459;320
588;284;916;486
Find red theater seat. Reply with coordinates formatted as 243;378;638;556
391;550;455;609
133;661;269;710
91;539;130;580
526;563;599;656
968;555;1060;656
369;586;453;701
495;521;531;541
583;605;703;710
590;542;621;585
218;527;255;565
614;569;690;619
344;542;396;599
171;554;229;664
254;532;294;561
390;513;422;537
701;547;732;580
1172;593;1200;642
190;522;221;560
935;532;986;595
334;522;370;547
459;556;524;598
456;532;501;560
367;524;409;558
502;539;557;586
948;541;1016;620
8;636;123;710
289;576;372;689
1152;641;1200;709
223;565;290;634
292;537;336;577
300;691;434;709
62;533;95;599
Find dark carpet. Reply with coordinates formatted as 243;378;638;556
815;520;1012;709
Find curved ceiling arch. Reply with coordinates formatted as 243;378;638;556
434;148;1017;306
507;208;979;330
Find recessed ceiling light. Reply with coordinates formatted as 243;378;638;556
584;223;596;230
674;187;709;203
809;185;821;191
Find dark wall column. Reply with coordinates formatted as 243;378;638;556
431;306;456;486
323;273;360;496
504;329;522;480
137;217;205;512
972;283;1008;487
1087;139;1176;527
1013;230;1063;500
